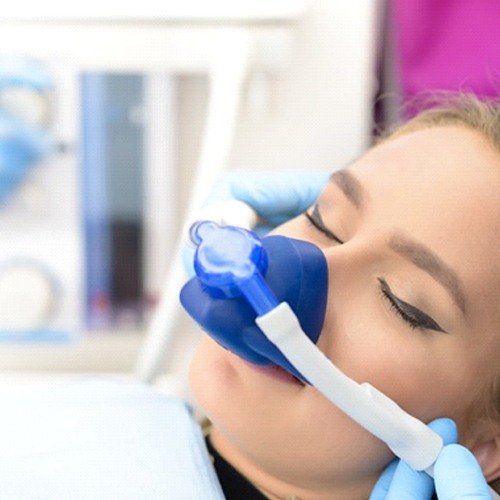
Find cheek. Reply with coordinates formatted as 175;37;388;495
189;336;245;418
189;337;224;412
317;288;476;425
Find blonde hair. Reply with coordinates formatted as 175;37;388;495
383;94;500;425
382;93;500;150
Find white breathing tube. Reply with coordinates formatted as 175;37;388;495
257;302;441;472
190;200;499;499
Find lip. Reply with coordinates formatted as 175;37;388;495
242;359;305;386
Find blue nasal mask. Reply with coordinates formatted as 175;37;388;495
180;221;328;381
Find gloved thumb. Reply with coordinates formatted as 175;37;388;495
434;444;491;499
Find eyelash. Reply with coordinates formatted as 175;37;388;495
378;278;446;333
379;285;421;330
304;210;344;244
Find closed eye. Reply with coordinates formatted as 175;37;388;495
304;205;344;244
378;278;447;333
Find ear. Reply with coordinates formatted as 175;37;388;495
471;432;500;483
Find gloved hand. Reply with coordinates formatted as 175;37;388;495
370;418;491;499
214;169;331;230
183;169;330;275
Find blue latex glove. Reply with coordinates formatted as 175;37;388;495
370;418;491;499
220;169;331;230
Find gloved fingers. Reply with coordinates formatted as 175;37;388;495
384;460;435;500
386;418;458;500
383;419;458;499
202;171;245;206
434;444;491;499
231;170;330;219
369;418;458;500
201;169;325;207
191;170;330;243
369;459;398;500
427;417;459;446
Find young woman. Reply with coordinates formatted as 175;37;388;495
188;95;500;499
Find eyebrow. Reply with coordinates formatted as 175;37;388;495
329;169;467;314
330;170;365;208
389;232;466;314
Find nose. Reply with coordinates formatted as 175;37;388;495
320;234;374;283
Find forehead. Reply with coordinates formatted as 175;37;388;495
348;126;500;226
354;126;499;193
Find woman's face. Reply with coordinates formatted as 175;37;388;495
189;126;500;498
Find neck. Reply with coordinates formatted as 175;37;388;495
209;428;378;500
